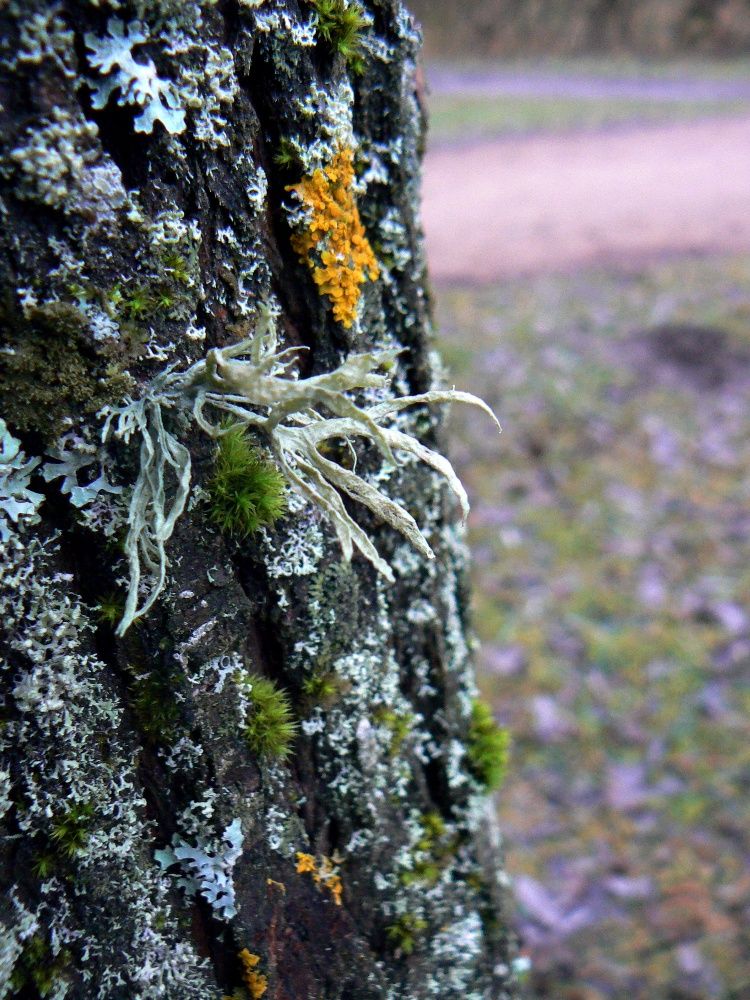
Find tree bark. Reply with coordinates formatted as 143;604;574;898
0;2;517;998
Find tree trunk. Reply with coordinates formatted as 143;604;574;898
0;3;517;998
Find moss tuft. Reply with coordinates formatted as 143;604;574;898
238;673;297;760
385;913;427;956
400;811;458;886
49;802;95;859
0;298;132;442
466;699;510;792
10;932;71;997
130;669;182;743
207;424;287;538
97;592;126;630
302;669;348;707
374;707;414;758
311;0;368;73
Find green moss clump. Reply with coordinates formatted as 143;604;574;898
274;138;301;171
401;812;460;886
10;933;71;997
238;673;298;760
0;299;132;442
130;669;182;744
466;699;510;792
311;0;368;73
49;802;94;859
302;669;348;707
385;913;427;956
207;424;287;538
97;592;126;629
374;707;414;758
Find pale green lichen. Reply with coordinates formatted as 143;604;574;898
84;19;186;135
0;418;43;542
8;108;126;222
102;302;499;633
155;818;244;920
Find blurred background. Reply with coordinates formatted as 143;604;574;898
411;2;750;998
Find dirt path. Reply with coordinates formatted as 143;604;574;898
426;67;750;103
422;116;750;282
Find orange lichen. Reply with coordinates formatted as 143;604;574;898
286;147;379;329
238;949;268;1000
295;851;316;874
294;851;343;905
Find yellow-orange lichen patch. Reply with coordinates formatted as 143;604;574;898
295;850;343;906
238;949;268;1000
286;147;379;329
295;851;316;875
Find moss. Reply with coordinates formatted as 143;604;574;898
97;592;126;630
238;673;297;760
400;812;460;886
49;802;95;860
10;932;71;997
385;913;427;956
0;298;132;442
374;707;414;758
310;0;368;74
302;669;350;708
159;250;192;286
274;137;301;171
207;424;287;538
466;699;510;792
129;668;183;744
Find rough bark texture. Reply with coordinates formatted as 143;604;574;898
0;3;517;998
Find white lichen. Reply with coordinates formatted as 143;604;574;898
154;818;243;920
84;20;186;135
0;417;44;542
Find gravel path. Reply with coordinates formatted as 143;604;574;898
422;115;750;282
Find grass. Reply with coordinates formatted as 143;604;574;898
428;92;748;143
435;253;750;999
424;58;750;144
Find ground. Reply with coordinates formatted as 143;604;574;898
423;63;750;1000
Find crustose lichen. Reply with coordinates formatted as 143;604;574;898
101;303;500;634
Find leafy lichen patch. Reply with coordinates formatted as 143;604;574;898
286;147;379;328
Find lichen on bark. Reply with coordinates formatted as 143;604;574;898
0;2;519;998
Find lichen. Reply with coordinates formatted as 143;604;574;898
295;852;343;905
238;949;268;999
101;302;498;632
154;818;244;921
0;418;43;542
286;146;379;328
8;108;126;223
84;19;186;135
